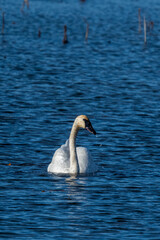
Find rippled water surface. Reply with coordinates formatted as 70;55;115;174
1;0;160;239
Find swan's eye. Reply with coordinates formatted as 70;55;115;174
83;119;91;128
83;119;96;135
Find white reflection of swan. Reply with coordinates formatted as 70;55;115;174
48;115;97;176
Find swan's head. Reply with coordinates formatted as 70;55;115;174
75;115;96;135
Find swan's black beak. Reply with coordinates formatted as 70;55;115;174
84;119;96;135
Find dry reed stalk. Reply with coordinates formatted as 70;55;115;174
149;21;154;31
144;16;147;44
85;23;89;41
63;25;68;44
38;29;41;38
138;8;141;33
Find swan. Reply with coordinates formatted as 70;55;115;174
47;115;97;176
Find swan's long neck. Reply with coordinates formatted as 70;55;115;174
69;121;80;175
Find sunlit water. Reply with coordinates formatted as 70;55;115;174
1;0;160;239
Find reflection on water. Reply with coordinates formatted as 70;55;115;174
1;0;160;239
66;176;78;185
66;178;88;206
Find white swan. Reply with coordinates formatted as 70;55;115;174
47;115;97;176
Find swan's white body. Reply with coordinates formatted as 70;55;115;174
48;140;97;175
47;115;97;176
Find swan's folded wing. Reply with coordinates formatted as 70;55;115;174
47;140;70;174
77;147;97;174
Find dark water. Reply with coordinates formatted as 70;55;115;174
1;0;160;239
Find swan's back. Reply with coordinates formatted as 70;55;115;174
48;140;97;175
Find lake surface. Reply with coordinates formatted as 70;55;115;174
1;0;160;239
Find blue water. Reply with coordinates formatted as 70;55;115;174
1;0;160;239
